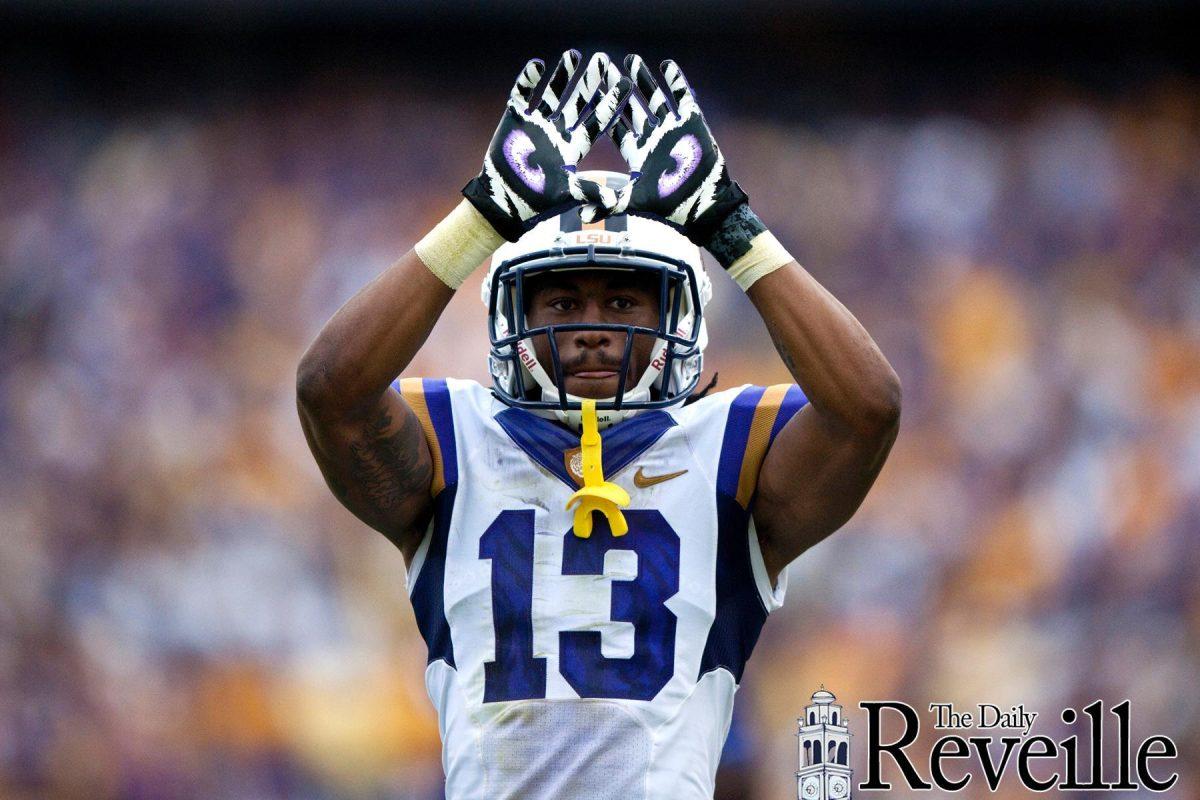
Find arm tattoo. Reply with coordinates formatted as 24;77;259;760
327;473;349;503
769;327;799;375
348;405;432;511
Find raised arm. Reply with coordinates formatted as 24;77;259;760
746;263;901;584
606;55;901;584
296;250;456;562
297;51;629;561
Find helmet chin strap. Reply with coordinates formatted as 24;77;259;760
518;336;674;431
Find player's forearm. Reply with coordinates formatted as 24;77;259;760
747;262;901;435
298;200;505;418
701;202;901;434
296;249;455;418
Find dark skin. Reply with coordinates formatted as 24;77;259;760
296;249;449;566
524;272;660;400
746;264;900;584
297;243;900;584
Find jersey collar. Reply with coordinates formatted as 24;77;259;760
495;407;677;490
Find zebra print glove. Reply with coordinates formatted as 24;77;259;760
463;51;631;242
592;55;748;247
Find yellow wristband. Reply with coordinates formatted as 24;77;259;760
726;230;794;291
415;200;505;289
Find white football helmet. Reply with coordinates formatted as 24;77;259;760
483;170;712;430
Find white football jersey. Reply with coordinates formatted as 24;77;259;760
396;378;808;800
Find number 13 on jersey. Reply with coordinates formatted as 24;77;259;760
478;509;681;702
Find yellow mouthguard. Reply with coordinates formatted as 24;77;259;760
566;399;630;538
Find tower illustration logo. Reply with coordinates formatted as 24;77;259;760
797;687;851;800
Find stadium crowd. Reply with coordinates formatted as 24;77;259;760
2;70;1198;799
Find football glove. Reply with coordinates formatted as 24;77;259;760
463;51;632;242
589;56;748;246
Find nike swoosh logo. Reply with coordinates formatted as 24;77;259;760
633;467;689;489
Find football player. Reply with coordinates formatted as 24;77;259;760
296;50;900;800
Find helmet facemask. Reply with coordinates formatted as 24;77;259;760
484;170;712;430
487;248;705;430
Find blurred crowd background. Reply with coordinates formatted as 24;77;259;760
2;2;1198;798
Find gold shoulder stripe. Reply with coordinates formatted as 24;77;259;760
399;378;446;497
735;384;791;509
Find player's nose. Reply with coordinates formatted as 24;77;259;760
572;328;613;349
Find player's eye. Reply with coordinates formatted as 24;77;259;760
608;296;638;311
547;297;579;312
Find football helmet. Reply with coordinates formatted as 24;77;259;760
484;171;712;430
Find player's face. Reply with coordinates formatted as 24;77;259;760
525;271;661;400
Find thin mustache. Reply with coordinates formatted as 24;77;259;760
563;354;624;373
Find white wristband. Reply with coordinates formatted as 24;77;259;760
415;200;505;289
726;230;794;291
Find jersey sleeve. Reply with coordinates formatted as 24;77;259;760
395;377;466;670
715;383;809;510
395;377;459;496
697;384;809;681
716;383;808;614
